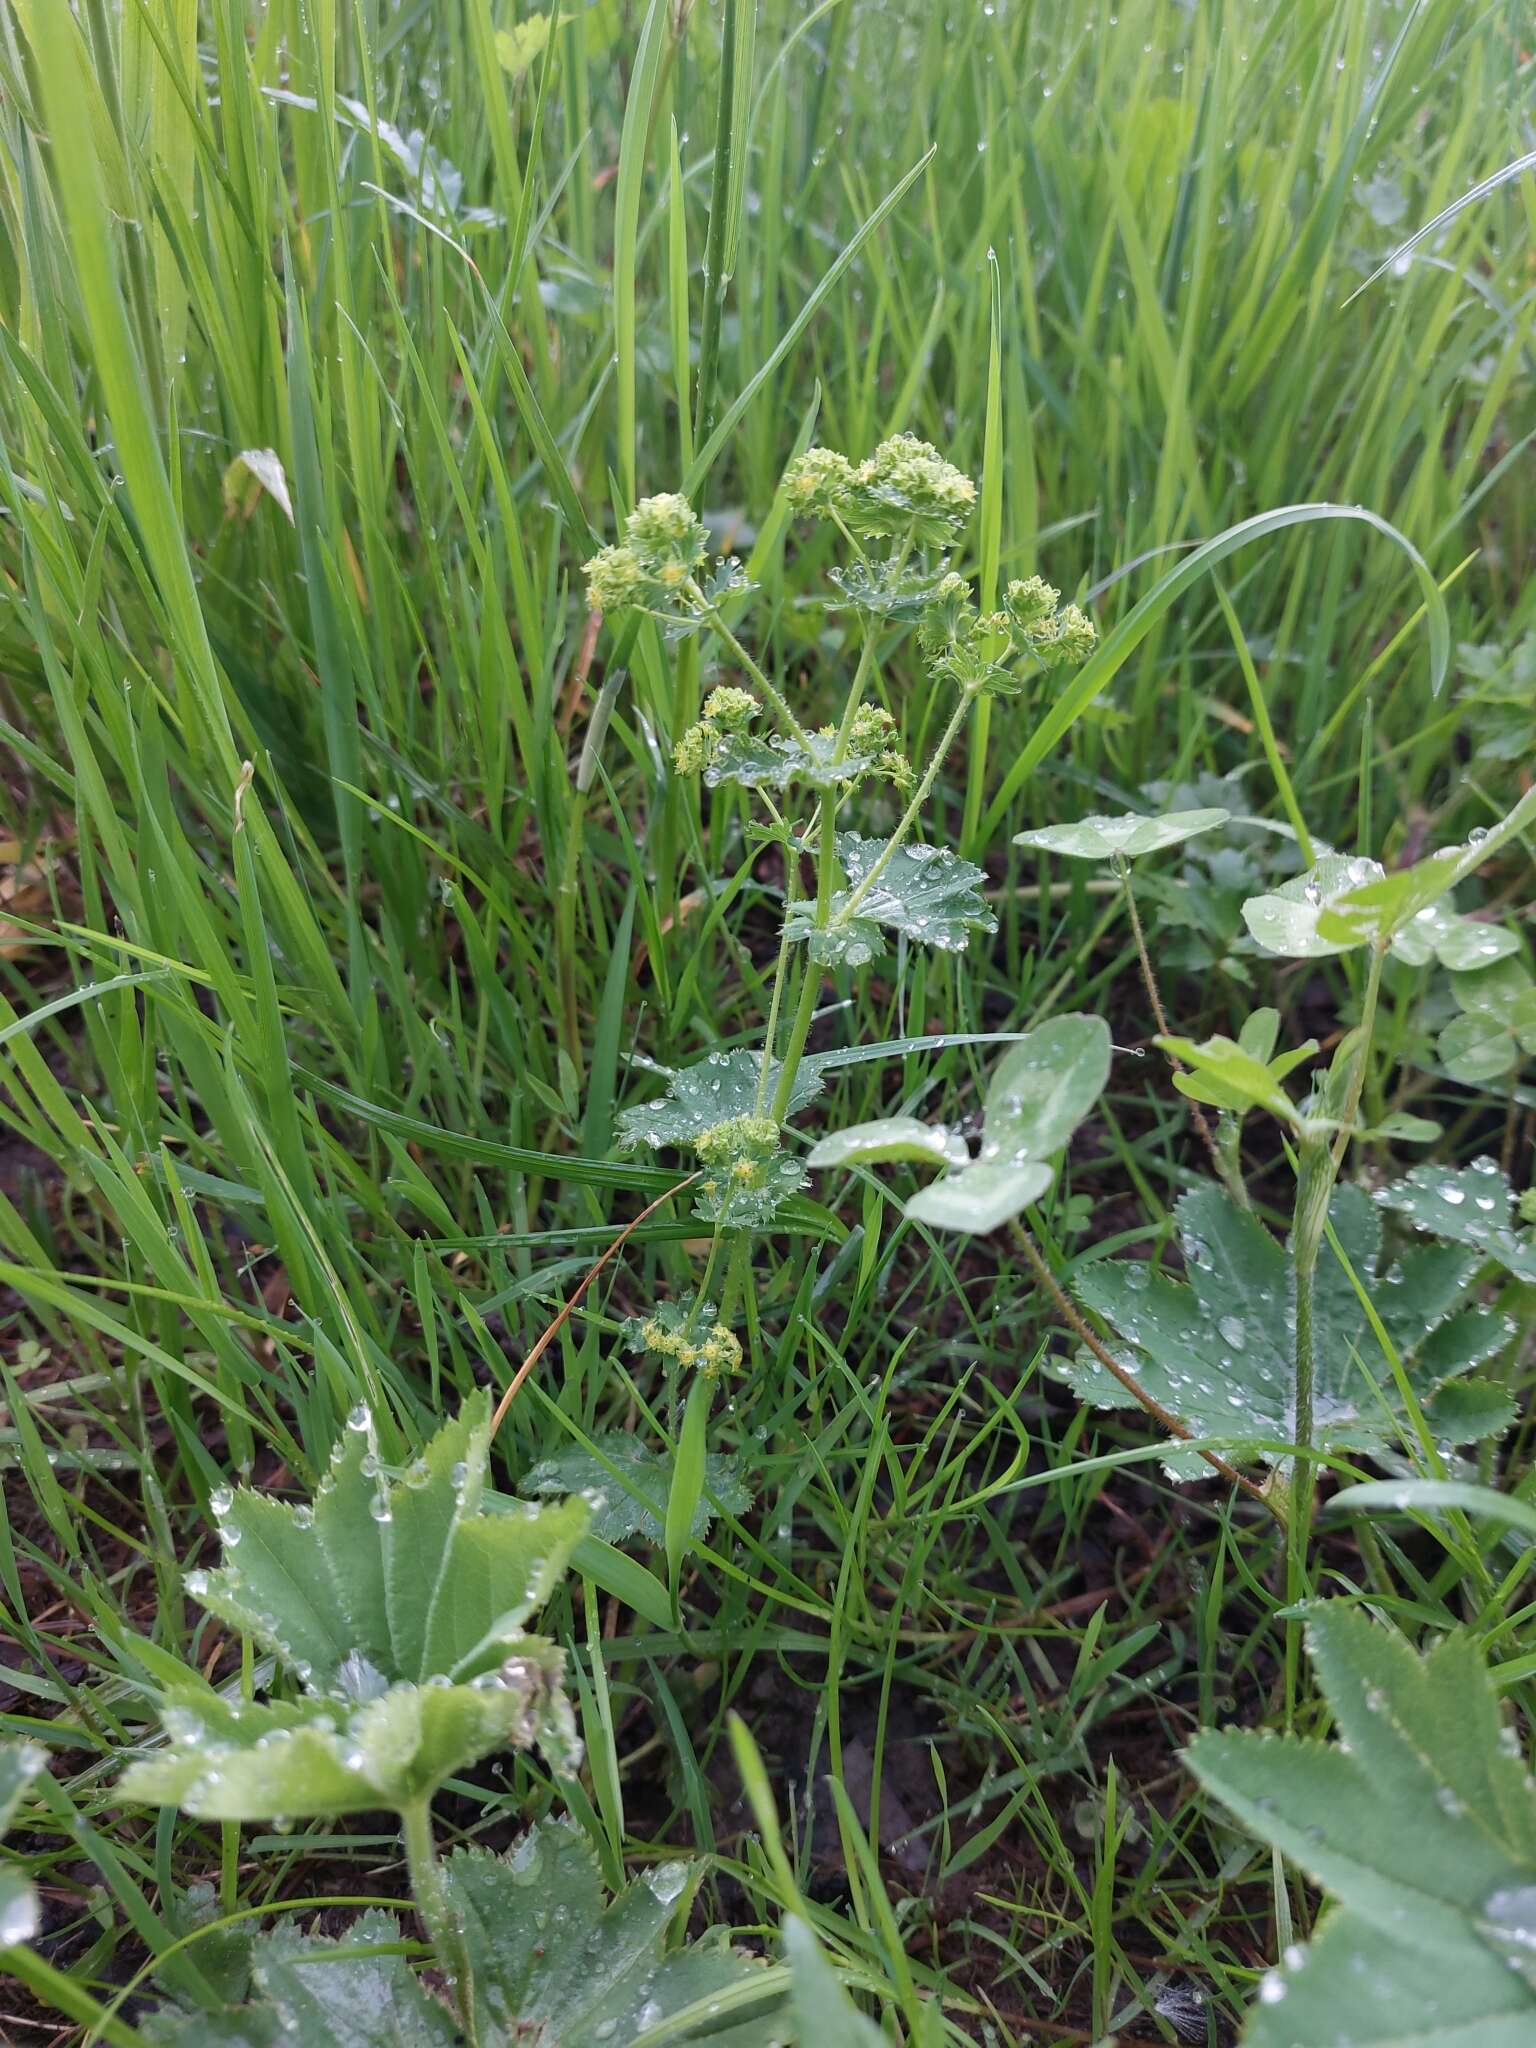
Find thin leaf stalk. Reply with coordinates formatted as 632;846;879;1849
400;1796;478;2043
690;590;816;750
834;680;981;927
1110;852;1235;1200
771;788;839;1121
1283;937;1387;1709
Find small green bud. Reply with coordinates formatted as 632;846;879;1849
1004;575;1059;631
700;685;758;730
846;703;916;791
673;687;761;775
918;570;975;653
1519;1186;1536;1226
1031;601;1098;669
696;1324;744;1379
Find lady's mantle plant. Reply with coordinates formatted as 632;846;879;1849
114;1393;784;2044
587;437;1098;1365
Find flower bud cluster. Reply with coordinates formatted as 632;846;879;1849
918;570;1098;697
631;1298;743;1379
819;704;915;792
583;492;711;617
673;686;761;776
785;434;977;547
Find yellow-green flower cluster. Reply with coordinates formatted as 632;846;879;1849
826;704;915;793
583;491;710;616
916;569;1097;696
635;1307;742;1381
583;544;647;616
783;435;976;547
783;446;857;515
1004;576;1097;669
690;1112;798;1224
693;1114;780;1166
673;685;760;775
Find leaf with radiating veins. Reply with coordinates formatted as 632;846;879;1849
1189;1604;1536;2045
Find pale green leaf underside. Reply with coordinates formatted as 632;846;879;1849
1015;805;1229;862
1389;898;1521;971
1439;1010;1520;1082
1065;1184;1509;1461
1318;786;1536;949
904;1015;1111;1234
0;1865;40;1949
905;1159;1052;1232
1242;853;1384;957
0;1742;45;1839
807;1117;969;1170
1190;1604;1536;2045
0;1742;45;1949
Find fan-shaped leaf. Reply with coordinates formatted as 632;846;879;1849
1242;854;1384;957
1375;1159;1536;1282
806;835;997;955
448;1823;784;2044
120;1653;579;1819
183;1392;587;1691
617;1051;823;1152
147;1832;786;2046
1063;1184;1510;1463
1188;1604;1536;2044
146;1910;460;2045
522;1433;751;1545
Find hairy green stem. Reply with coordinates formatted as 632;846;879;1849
401;1796;477;2043
1282;937;1387;1715
691;590;816;750
756;848;803;1112
772;790;839;1120
1111;854;1237;1200
834;683;979;925
830;523;915;757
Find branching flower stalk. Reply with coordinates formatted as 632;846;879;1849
587;440;1098;1479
